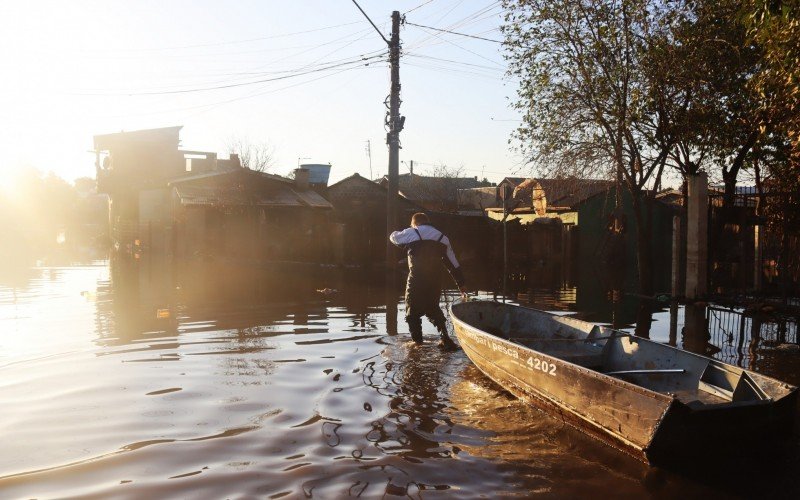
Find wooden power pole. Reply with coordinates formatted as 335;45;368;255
386;10;403;271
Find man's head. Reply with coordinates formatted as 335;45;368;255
411;212;429;228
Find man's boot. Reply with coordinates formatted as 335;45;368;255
407;316;424;344
436;324;457;350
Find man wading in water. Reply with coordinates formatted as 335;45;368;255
390;213;467;348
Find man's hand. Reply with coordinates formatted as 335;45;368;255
459;286;468;300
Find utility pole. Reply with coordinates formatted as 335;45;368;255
386;10;403;272
365;140;372;179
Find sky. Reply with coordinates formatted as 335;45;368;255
0;0;524;187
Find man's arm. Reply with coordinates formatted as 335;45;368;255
389;227;420;247
440;235;466;289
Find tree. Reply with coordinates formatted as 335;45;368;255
502;0;687;295
225;136;276;172
743;0;800;179
690;0;766;205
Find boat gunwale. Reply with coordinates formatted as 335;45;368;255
449;306;674;404
450;299;800;465
449;300;798;403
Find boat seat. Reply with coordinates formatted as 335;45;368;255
559;352;604;369
538;349;604;370
508;338;605;370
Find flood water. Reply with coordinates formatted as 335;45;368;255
1;261;799;498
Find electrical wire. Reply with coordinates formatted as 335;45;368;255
72;53;388;96
72;47;391;94
403;1;503;54
350;0;390;45
406;4;503;51
406;21;504;44
404;62;500;79
403;0;436;15
77;21;367;53
184;63;385;119
95;60;387;119
405;52;504;71
407;23;505;68
404;61;501;80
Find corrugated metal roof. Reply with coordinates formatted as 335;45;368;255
294;189;333;208
174;184;331;208
169;169;293;186
383;173;490;203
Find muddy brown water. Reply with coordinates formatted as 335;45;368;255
1;262;798;498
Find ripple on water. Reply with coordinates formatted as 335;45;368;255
0;265;796;498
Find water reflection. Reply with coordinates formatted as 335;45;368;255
0;259;798;498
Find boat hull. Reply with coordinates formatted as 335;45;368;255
450;301;797;465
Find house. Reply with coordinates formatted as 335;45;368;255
460;176;676;290
571;187;677;292
457;186;497;215
166;168;332;262
94;126;332;263
326;173;419;264
656;188;684;207
469;177;614;225
378;173;492;212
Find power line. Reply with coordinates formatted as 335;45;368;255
431;0;469;26
96;63;384;119
252;25;381;72
404;61;501;80
406;21;504;44
404;0;435;15
405;52;504;71
77;21;367;53
409;0;500;46
350;0;390;45
185;64;381;120
75;48;390;94
292;25;384;73
407;22;505;68
403;1;503;55
72;53;388;96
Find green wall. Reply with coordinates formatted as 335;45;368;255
575;189;675;294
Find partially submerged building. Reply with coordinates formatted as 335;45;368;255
95;126;333;263
473;176;615;224
459;176;677;291
379;172;492;212
326;173;419;265
168;168;332;261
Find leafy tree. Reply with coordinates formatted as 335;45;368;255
687;0;765;205
743;0;800;178
501;0;687;295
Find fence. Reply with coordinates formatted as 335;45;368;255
707;191;799;298
705;305;799;369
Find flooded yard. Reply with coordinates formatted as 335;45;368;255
1;262;798;498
